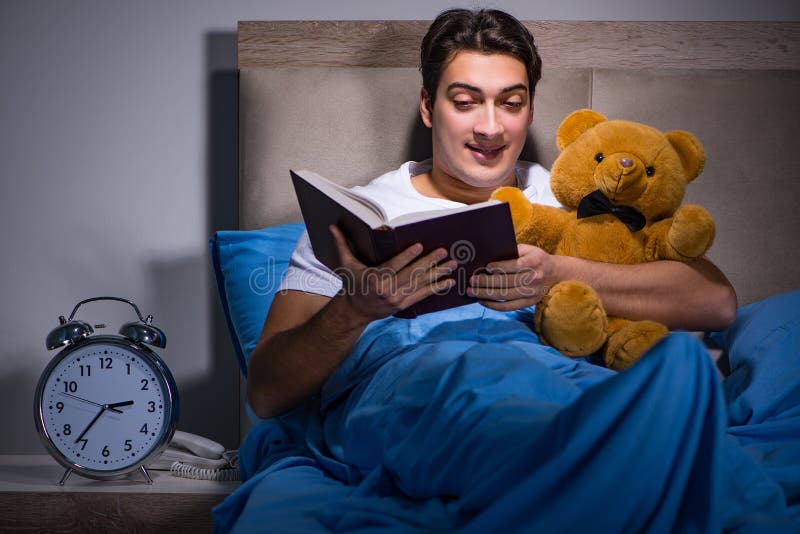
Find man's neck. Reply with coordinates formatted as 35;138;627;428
411;169;518;204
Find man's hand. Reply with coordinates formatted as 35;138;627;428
468;242;736;331
467;244;559;311
247;225;460;420
330;225;457;322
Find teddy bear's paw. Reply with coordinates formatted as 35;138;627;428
667;204;716;260
603;319;669;371
534;281;608;357
490;186;534;235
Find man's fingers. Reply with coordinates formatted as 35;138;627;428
469;268;538;290
400;248;452;282
383;242;426;273
467;283;543;301
380;245;448;290
402;277;457;306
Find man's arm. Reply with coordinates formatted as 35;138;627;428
469;245;737;331
550;254;737;330
246;226;457;419
247;290;376;419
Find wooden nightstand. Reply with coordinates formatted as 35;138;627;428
0;454;240;533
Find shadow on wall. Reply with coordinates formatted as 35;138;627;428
0;367;36;450
519;133;543;165
147;253;238;449
201;31;239;447
404;114;432;163
146;32;240;449
206;31;238;234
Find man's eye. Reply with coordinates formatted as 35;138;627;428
453;100;474;109
504;101;524;110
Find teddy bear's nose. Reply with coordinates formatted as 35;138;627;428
620;157;634;168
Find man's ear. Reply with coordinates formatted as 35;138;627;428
420;88;433;128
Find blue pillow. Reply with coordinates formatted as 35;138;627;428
209;223;305;375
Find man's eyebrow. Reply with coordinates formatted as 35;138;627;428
499;83;529;94
446;82;529;94
446;82;482;93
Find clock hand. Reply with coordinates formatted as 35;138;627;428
62;393;103;409
74;406;106;444
107;400;134;410
62;393;123;414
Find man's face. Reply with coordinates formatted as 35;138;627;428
421;50;534;190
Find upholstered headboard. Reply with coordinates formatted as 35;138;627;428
237;21;800;306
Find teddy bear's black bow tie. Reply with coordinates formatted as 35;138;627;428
577;190;647;232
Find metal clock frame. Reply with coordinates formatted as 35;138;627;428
34;334;180;485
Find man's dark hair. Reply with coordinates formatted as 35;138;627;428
420;8;542;107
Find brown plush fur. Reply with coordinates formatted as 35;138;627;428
491;109;715;370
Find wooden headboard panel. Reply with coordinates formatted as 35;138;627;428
237;21;800;306
238;21;799;69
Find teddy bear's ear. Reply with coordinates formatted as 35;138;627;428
665;130;706;182
556;109;607;151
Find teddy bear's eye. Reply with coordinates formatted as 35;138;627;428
594;153;604;163
645;166;655;177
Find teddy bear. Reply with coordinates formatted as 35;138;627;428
491;109;715;371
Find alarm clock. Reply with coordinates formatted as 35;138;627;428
34;296;179;485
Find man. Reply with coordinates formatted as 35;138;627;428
246;8;736;420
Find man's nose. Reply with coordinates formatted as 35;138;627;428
474;107;503;138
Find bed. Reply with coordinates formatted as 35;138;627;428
210;20;800;532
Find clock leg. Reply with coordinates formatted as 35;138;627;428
140;465;153;484
58;467;73;486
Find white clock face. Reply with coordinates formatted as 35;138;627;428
36;339;175;473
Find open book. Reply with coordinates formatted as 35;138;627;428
290;169;518;318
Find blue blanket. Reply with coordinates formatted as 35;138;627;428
214;292;800;533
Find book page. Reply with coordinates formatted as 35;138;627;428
388;199;503;227
293;169;388;227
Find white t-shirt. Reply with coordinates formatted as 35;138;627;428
278;159;558;297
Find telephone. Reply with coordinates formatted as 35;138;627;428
147;430;239;481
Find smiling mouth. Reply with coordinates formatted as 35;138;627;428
466;144;505;156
